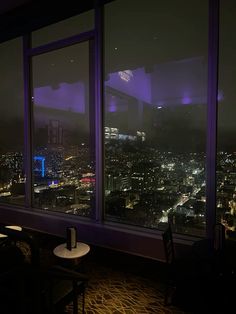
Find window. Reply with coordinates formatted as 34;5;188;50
32;41;95;217
0;1;227;250
217;0;236;237
0;38;25;205
104;0;208;235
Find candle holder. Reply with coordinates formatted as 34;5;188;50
66;226;77;250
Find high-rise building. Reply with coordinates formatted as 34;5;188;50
47;120;63;145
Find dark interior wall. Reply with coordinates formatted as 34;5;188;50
0;205;165;260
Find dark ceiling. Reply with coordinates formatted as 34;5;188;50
0;0;99;43
0;0;31;15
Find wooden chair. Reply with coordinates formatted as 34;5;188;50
162;223;175;265
162;224;177;305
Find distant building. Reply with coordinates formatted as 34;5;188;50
48;119;63;145
104;126;145;142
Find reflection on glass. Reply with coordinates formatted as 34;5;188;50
32;10;94;47
32;42;95;217
0;38;25;205
104;0;208;236
217;0;236;239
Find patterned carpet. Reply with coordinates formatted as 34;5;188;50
18;231;189;313
4;229;230;313
64;249;188;314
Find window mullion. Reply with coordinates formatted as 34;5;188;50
23;34;34;208
206;0;219;238
95;2;104;222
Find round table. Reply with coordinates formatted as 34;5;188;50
53;242;90;259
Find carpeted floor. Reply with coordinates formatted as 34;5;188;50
6;228;232;313
21;230;190;313
64;247;188;314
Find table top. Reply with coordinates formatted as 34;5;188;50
53;242;90;259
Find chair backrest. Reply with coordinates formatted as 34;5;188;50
0;225;40;268
162;224;175;264
214;222;225;252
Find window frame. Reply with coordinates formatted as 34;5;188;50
23;30;96;215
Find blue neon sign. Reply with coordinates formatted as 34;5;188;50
34;156;45;177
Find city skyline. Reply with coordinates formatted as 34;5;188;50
0;139;235;237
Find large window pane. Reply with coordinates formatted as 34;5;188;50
32;42;95;217
0;38;25;205
32;10;94;47
217;0;236;238
104;0;208;236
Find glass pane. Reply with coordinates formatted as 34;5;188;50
32;42;95;217
0;38;25;205
104;0;208;236
32;10;94;47
217;0;236;238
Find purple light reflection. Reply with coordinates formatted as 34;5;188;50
106;67;152;105
182;95;192;105
108;95;117;112
152;57;207;107
34;82;86;113
217;90;224;102
105;57;208;109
